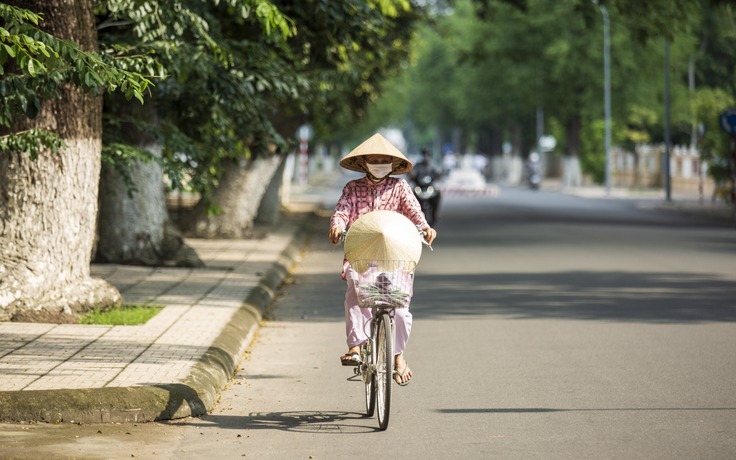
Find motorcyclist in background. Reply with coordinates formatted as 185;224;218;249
526;152;542;189
409;148;443;225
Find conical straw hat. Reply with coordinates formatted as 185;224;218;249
344;210;423;272
339;133;413;175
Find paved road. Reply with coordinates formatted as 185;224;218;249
2;185;736;459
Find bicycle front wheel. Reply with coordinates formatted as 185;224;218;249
363;342;376;417
375;312;393;431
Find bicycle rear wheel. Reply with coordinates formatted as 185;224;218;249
375;312;393;430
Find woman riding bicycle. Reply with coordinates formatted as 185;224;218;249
328;133;437;386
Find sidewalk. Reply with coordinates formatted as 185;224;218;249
0;211;320;424
544;179;736;223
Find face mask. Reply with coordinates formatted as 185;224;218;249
366;163;393;178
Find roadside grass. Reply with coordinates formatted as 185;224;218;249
80;304;163;326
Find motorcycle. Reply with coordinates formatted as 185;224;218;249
528;169;541;189
413;174;440;227
526;153;542;190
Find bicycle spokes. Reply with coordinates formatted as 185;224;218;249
375;313;393;430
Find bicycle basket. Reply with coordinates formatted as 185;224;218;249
349;259;416;309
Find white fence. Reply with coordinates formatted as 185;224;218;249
611;144;719;197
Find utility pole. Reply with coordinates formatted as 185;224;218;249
601;4;611;196
593;0;612;195
664;40;672;202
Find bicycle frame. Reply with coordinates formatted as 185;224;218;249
358;305;396;383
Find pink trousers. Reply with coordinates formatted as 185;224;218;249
344;268;412;355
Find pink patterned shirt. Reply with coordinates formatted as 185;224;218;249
330;176;429;231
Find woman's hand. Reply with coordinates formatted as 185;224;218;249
422;226;437;245
328;226;344;244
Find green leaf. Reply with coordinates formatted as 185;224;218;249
3;44;15;58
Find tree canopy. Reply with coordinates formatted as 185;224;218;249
2;0;426;195
0;2;152;156
357;0;736;183
5;0;735;186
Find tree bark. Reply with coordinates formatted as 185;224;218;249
96;100;203;267
97;147;167;265
0;0;121;322
186;155;284;239
255;156;286;226
507;123;524;184
563;115;583;187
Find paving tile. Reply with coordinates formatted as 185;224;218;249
0;225;300;393
0;323;56;359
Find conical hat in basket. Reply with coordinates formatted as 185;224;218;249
344;210;423;272
339;133;413;175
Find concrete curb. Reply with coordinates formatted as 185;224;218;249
0;217;312;424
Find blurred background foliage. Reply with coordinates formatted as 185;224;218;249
3;0;736;188
345;0;736;184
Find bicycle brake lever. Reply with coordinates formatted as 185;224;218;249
419;230;433;251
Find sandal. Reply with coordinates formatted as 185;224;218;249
340;352;361;366
394;362;412;386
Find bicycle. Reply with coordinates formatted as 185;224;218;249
348;258;416;431
339;212;432;430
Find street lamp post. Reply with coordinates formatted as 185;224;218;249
664;40;672;202
601;3;612;196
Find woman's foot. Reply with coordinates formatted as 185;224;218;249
340;346;361;366
394;353;412;386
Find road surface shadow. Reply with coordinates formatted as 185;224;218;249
437;407;736;414
182;411;380;433
410;270;736;323
271;269;736;323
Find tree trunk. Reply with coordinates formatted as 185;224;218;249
488;127;503;158
563;115;583;187
507;123;524;184
186;155;284;238
255;156;286;226
96;100;203;267
566;115;581;159
0;0;121;322
97;147;167;265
